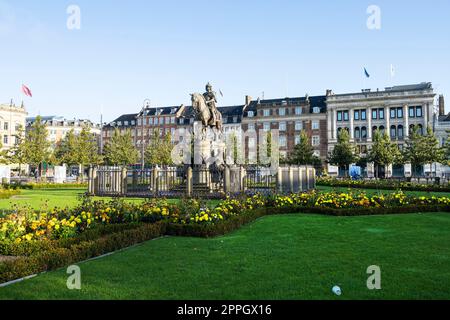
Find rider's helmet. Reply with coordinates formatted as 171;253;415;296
205;82;212;91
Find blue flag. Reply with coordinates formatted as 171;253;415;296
364;68;370;78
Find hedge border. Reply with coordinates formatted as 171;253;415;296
1;204;450;284
317;182;450;193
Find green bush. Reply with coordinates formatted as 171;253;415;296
0;222;166;284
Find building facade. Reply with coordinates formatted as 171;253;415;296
26;116;102;149
0;101;27;151
326;83;436;176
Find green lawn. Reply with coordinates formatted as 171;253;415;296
316;185;450;197
1;213;450;300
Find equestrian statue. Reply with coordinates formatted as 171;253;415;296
191;82;223;134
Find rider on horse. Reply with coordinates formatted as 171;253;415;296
203;82;218;125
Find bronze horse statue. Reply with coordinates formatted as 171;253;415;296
191;93;223;132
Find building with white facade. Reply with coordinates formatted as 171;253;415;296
0;101;28;152
326;83;436;177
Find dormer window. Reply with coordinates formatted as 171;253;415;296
247;111;254;118
313;107;321;114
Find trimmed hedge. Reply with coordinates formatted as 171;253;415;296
0;222;166;284
6;183;88;190
317;179;450;193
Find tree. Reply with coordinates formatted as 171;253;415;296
145;129;173;166
7;125;27;173
289;130;315;165
403;125;439;177
104;129;138;166
54;129;78;167
367;129;402;178
75;125;103;179
23;116;51;176
422;126;445;176
328;129;359;177
444;131;450;166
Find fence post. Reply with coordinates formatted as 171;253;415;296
277;167;283;193
186;166;193;197
240;166;247;192
121;167;127;195
312;168;316;189
224;165;231;195
305;166;310;190
93;167;98;195
88;166;93;195
154;167;160;194
289;166;294;193
298;167;303;192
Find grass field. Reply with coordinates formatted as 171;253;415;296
1;213;450;300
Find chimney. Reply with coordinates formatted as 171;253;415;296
326;89;333;96
245;95;252;106
439;95;445;116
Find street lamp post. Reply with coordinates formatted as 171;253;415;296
141;99;151;170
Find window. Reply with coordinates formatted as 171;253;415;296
247;111;254;118
313;107;321;114
263;122;270;131
248;123;255;131
379;108;385;119
279;122;287;131
337;111;343;121
361;127;367;139
279;136;287;147
312;121;320;130
409;107;415;118
154;118;159;125
295;135;301;145
372;126;378;136
361;110;367;120
390;108;396;119
312;136;320;146
295;121;303;131
263;109;270;117
361;145;368;154
124;121;129;126
390;125;397;139
117;121;122;126
379;126;385;134
131;120;136;126
397;108;403;119
4;122;8;131
354;110;360;121
171;117;176;124
416;106;423;118
3;135;8;144
343;111;349;121
372;109;378;120
295;107;303;115
149;118;154;125
355;127;361;139
279;108;286;116
398;125;404;138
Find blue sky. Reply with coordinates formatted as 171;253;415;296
0;0;449;123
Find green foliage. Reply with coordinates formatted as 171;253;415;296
145;129;173;166
22;116;51;169
288;130;316;165
367;129;403;177
328;129;359;175
104;129;139;166
403;125;445;175
54;129;78;166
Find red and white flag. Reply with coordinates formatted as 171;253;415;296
22;84;33;97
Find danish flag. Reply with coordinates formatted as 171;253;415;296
22;84;33;97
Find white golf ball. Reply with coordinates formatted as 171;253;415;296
332;285;342;296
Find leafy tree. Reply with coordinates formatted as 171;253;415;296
328;129;359;177
75;125;103;178
444;130;450;166
422;126;445;176
289;130;315;165
23;116;51;176
403;125;442;177
367;129;402;178
104;129;139;166
54;129;78;167
145;129;173;166
7;125;28;173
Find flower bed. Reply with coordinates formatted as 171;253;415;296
0;189;20;200
1;191;449;284
316;177;450;192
